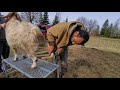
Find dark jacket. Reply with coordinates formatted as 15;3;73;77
0;16;6;41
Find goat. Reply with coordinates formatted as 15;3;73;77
1;12;46;69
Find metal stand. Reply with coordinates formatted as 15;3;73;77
3;55;60;78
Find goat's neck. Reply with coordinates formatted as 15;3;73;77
5;17;20;30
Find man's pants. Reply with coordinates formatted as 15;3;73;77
0;41;10;68
59;47;68;74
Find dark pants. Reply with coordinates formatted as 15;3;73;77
59;47;68;75
59;47;68;68
0;41;10;68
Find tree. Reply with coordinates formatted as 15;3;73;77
65;17;68;22
52;12;61;25
106;23;114;37
77;17;88;30
95;25;100;35
52;13;60;25
114;19;120;33
100;18;120;38
112;18;120;38
88;20;98;34
77;17;98;34
42;12;49;25
20;12;42;25
90;25;100;37
38;12;43;23
100;19;109;36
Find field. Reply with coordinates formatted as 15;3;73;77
0;37;120;78
86;37;120;54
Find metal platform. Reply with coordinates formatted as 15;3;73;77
3;55;59;78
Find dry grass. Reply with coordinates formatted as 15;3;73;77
63;37;120;78
63;45;120;78
86;37;120;54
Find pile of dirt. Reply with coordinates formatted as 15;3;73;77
63;45;120;78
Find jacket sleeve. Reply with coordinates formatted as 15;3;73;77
47;31;55;46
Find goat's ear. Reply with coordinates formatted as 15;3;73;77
16;13;22;21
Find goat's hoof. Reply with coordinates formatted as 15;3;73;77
31;65;37;69
23;55;27;59
36;59;38;62
13;58;18;61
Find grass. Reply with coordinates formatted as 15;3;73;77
86;37;120;54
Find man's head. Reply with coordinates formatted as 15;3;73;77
71;29;89;45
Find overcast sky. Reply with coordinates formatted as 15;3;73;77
1;12;120;28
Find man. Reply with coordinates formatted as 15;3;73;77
0;16;10;73
47;21;89;75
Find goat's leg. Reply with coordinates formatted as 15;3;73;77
31;56;38;69
23;55;27;59
27;54;30;59
13;48;18;61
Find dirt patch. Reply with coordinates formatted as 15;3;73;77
63;45;120;78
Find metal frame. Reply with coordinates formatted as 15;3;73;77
3;55;60;78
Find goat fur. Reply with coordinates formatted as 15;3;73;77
3;12;46;69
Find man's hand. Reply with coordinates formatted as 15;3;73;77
57;48;64;54
50;53;55;59
48;45;54;55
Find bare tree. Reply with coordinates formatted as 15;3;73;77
77;17;88;27
113;18;120;37
55;12;61;22
77;17;98;34
20;12;43;25
88;20;98;34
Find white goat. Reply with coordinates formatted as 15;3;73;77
1;12;46;69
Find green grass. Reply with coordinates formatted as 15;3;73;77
86;37;120;54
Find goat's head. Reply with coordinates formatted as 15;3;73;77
0;12;21;22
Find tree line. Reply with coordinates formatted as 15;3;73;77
20;12;63;26
100;19;120;38
20;12;120;39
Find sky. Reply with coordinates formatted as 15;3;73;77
1;12;120;28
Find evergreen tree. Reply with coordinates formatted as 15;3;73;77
100;19;109;36
42;12;49;25
108;23;114;37
39;12;43;23
52;13;60;25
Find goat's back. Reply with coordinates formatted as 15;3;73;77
6;20;46;52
